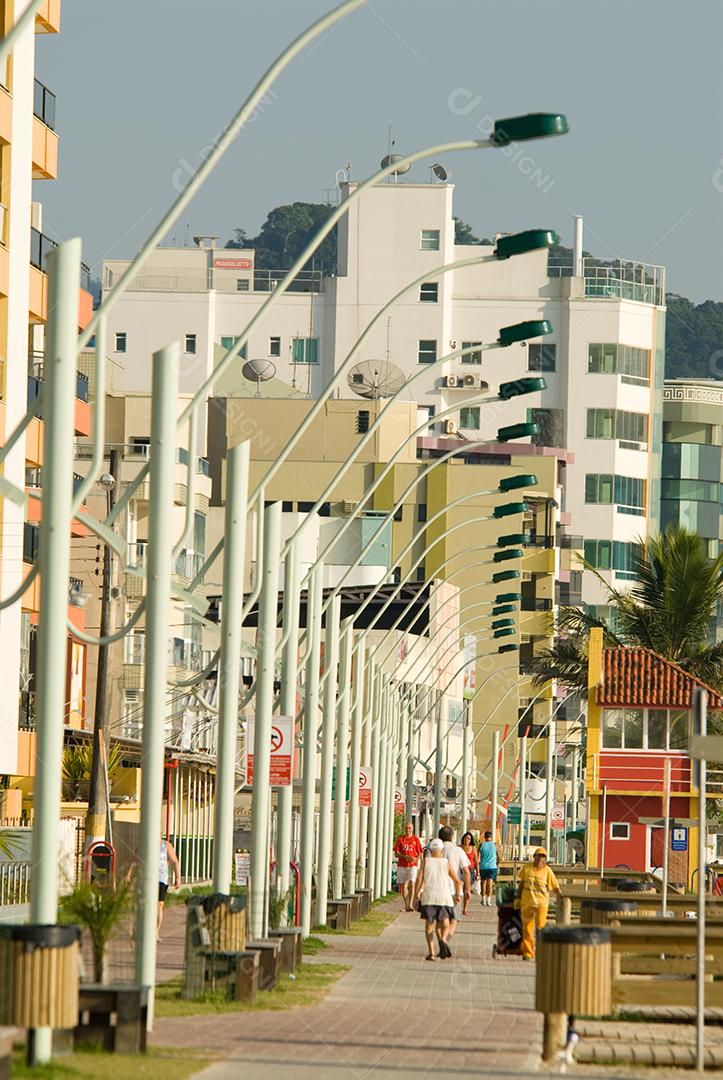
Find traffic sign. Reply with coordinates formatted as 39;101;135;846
234;851;251;885
672;827;688;852
551;803;565;830
394;788;405;813
507;803;522;825
246;715;294;786
359;766;373;807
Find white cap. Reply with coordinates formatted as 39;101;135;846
429;838;444;851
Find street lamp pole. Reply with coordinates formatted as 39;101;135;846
332;619;354;900
315;593;341;925
299;562;324;936
346;637;365;894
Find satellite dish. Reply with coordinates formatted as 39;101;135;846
347;360;407;400
381;154;411;176
242;358;276;397
431;162;449;182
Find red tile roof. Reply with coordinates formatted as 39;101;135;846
598;647;723;709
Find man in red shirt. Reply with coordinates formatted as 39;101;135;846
393;821;423;911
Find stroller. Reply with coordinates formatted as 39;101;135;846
491;884;523;958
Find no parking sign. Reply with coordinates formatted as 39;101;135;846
246;715;294;786
359;766;373;807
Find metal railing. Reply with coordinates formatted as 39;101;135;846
558;533;584;550
548;256;665;306
28;353;90;402
33;77;56;131
0;860;31;906
31;228;91;292
105;264;325;295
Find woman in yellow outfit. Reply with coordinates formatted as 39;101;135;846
517;847;560;960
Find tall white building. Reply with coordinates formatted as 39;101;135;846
102;177;666;609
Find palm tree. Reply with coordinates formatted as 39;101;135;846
530;527;723;694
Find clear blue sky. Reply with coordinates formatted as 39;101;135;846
35;0;722;301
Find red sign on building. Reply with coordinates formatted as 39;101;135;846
213;257;253;270
359;766;373;807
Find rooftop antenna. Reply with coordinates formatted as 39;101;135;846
380;125;410;183
242;358;276;398
429;162;449;183
385;316;392;364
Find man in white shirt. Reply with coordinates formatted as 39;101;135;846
437;826;470;937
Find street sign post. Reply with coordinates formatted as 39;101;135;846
507;804;522;825
394;788;405;814
551;803;565;830
672;827;688;852
246;715;294;786
234;851;251;886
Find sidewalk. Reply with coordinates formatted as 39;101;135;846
153;898;547;1079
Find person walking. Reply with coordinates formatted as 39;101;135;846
459;832;479;915
517;847;560;961
157;836;181;940
437;826;470;937
393;821;423;911
413;837;461;960
479;829;498;907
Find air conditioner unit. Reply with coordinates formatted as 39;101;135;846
463;374;476;387
341;500;356;515
442;375;459;388
442;419;456;434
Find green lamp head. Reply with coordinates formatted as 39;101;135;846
493;501;528;519
493;604;516;616
498;320;553;347
492;569;520;584
499;376;547;400
493;548;523;563
496;592;521;604
492;618;515;630
497;423;539;443
498;643;519;654
499;474;537;493
491;113;569;147
497;532;528;547
495;229;559;260
493;626;516;638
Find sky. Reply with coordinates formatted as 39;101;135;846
34;0;723;302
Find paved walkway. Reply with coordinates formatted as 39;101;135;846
154;898;551;1079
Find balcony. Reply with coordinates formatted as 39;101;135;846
35;0;61;34
33;79;56;131
28;352;91;436
557;533;584;550
104;264;324;295
548;256;665;307
521;597;553;612
29;229;92;323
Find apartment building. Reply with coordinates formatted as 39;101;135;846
101;175;665;618
0;0;94;776
211;396;579;801
71;392;213;750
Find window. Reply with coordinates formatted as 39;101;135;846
602;708;623;747
236;278;249;291
610;823;630;840
356;410;370;434
528;343;556;372
623;709;643;748
130;436;151;457
23;523;40;564
647;709;667;750
459;406;480;430
461;341;483;365
282;501;293;512
220;336;247;359
420;229;440;251
585;474;614;504
588;343;650;385
291;337;319;364
418;339;437;365
416;564;426;582
269;336;281;357
115;332;127;353
669;710;688;750
393;506;403;522
419;282;439;303
601;707;688;749
184;333;196;354
417;504;427;523
584;540;640;578
586;409;648;446
585;474;646;513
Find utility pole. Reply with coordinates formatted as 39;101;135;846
86;445;122;845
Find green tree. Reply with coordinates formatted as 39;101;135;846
226;202;337;273
453;217;493;246
664;294;723;380
529;527;723;694
59;879;135;983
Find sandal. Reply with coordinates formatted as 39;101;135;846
425;954;438;961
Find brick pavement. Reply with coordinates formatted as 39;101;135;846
153;898;551;1079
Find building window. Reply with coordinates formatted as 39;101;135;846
584;539;640;578
220;336;247;359
586;409;648;446
236;278;250;291
291;337;319;364
269;336;281;357
129;436;151;458
418;339;437;365
417;504;427;523
184;333;196;354
528;343;556;372
585;474;614;504
115;332;127;353
420;229;440;251
419;282;439;303
585;474;646;512
610;822;630;841
459;406;480;430
461;341;483;365
356;410;370;434
416;564;426;582
282;501;293;512
601;709;642;748
601;706;687;749
588;343;650;385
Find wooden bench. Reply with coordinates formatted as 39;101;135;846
75;984;148;1053
246;938;283;991
269;927;303;974
610;923;723;1007
326;898;352;931
0;1027;17;1080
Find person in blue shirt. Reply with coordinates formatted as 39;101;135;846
478;830;498;907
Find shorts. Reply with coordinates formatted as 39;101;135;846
480;869;498;882
396;866;418;884
158;882;169;902
420;904;455;925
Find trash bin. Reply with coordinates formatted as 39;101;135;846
615;879;653;893
535;925;612;1018
581;898;637;925
197;893;247;952
0;924;80;1030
